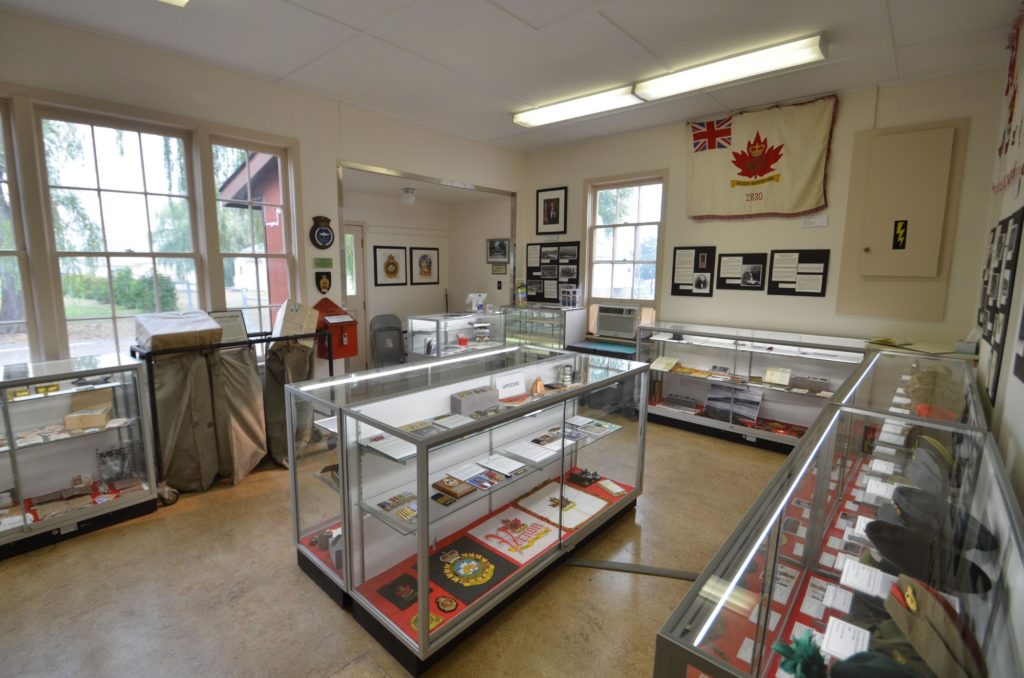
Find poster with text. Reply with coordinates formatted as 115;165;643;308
717;253;768;291
671;246;716;296
981;207;1023;402
767;250;830;297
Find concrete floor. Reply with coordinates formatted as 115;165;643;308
0;423;783;678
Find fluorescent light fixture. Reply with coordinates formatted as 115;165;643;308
635;35;824;101
513;86;641;128
158;0;190;6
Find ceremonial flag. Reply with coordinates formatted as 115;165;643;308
687;95;837;219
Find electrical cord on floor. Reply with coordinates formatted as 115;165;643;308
565;558;698;581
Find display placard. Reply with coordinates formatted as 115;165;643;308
979;207;1022;401
526;240;579;302
717;252;768;291
767;249;830;297
671;246;716;296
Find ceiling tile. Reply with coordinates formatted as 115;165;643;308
283;0;415;31
488;120;607;151
887;0;1020;47
368;0;661;103
895;28;1010;81
285;35;526;142
489;0;603;29
0;0;358;79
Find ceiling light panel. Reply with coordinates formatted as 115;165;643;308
158;0;190;7
513;86;642;128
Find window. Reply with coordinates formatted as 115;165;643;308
213;143;290;334
0;105;30;365
590;179;662;301
41;116;197;357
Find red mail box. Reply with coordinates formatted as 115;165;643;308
313;298;358;360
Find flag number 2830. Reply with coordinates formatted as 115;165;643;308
745;192;764;202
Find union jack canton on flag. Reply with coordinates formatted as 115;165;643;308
691;116;732;152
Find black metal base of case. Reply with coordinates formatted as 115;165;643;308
648;412;793;454
297;550;351;609
339;499;637;676
0;497;157;561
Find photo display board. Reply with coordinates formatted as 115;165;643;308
767;249;830;297
525;241;579;302
978;207;1022;401
717;252;768;291
671;246;716;297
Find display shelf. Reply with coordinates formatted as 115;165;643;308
407;312;506;360
287;346;648;670
4;380;122;404
654;353;1024;678
3;417;137;454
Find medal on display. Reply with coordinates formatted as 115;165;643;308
436;596;458;613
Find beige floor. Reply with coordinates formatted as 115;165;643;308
0;423;783;678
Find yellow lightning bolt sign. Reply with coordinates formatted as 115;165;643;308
894;220;907;249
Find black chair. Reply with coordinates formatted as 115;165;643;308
369;314;406;367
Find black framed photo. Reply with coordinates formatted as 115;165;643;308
536;187;567;235
486;238;510;264
373;246;407;286
409;247;439;285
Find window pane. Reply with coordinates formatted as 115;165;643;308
592;263;612;298
157;258;196;311
249;152;281;204
595;188;618;226
241;308;261;335
344;233;357;295
612;263;633;299
637;224;658;261
141;133;187;196
51;188;103;252
60;257;110;319
94;127;144;192
634;263;656;300
149;195;193;252
223;256;258;308
67;318;116;358
258;204;286;254
257;257;270;307
616;187;638;223
102;192;150;252
213;145;248;202
0;256;26;323
0;183;15;251
613;226;635;261
43;120;97;189
110;257;157;316
639;183;662;222
266;257;290;306
218;202;253;253
593;227;614;260
0;323;29;366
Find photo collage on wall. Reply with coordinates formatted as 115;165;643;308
525;241;579;302
978;207;1023;400
671;246;716;296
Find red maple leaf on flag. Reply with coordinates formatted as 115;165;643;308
731;132;783;178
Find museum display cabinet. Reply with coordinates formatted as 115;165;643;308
406;312;505;360
654;354;1023;678
637;322;866;445
287;345;649;672
0;355;157;558
502;303;586;350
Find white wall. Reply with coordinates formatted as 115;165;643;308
448;197;513;310
518;69;1003;344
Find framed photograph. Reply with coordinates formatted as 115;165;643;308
486;238;510;264
491;264;507;275
409;247;439;285
536;187;568;235
374;246;407;286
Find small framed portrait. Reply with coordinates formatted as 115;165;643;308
409;247;439;285
536;186;568;235
374;246;407;286
486;238;510;264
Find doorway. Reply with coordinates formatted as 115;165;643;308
342;223;368;371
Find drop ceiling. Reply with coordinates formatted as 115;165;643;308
1;0;1017;151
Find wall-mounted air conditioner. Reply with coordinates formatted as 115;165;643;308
595;304;640;339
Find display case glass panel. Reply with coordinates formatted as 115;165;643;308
406;312;505;359
288;346;647;660
655;353;1022;678
502;304;586;350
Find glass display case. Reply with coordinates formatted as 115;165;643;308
503;304;586;350
287;346;649;671
638;322;865;445
0;355;157;557
406;312;505;360
654;354;1023;678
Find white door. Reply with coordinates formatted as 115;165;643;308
342;223;368;371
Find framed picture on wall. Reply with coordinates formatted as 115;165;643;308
536;187;568;235
486;238;510;264
409;247;440;285
373;246;407;286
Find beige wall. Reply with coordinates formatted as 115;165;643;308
448;198;514;311
518;69;1003;344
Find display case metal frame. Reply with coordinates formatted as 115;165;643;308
287;345;649;672
502;303;586;350
0;355;158;558
405;312;506;361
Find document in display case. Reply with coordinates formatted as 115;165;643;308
654;353;1024;678
638;322;865;446
0;355;157;558
287;345;649;672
